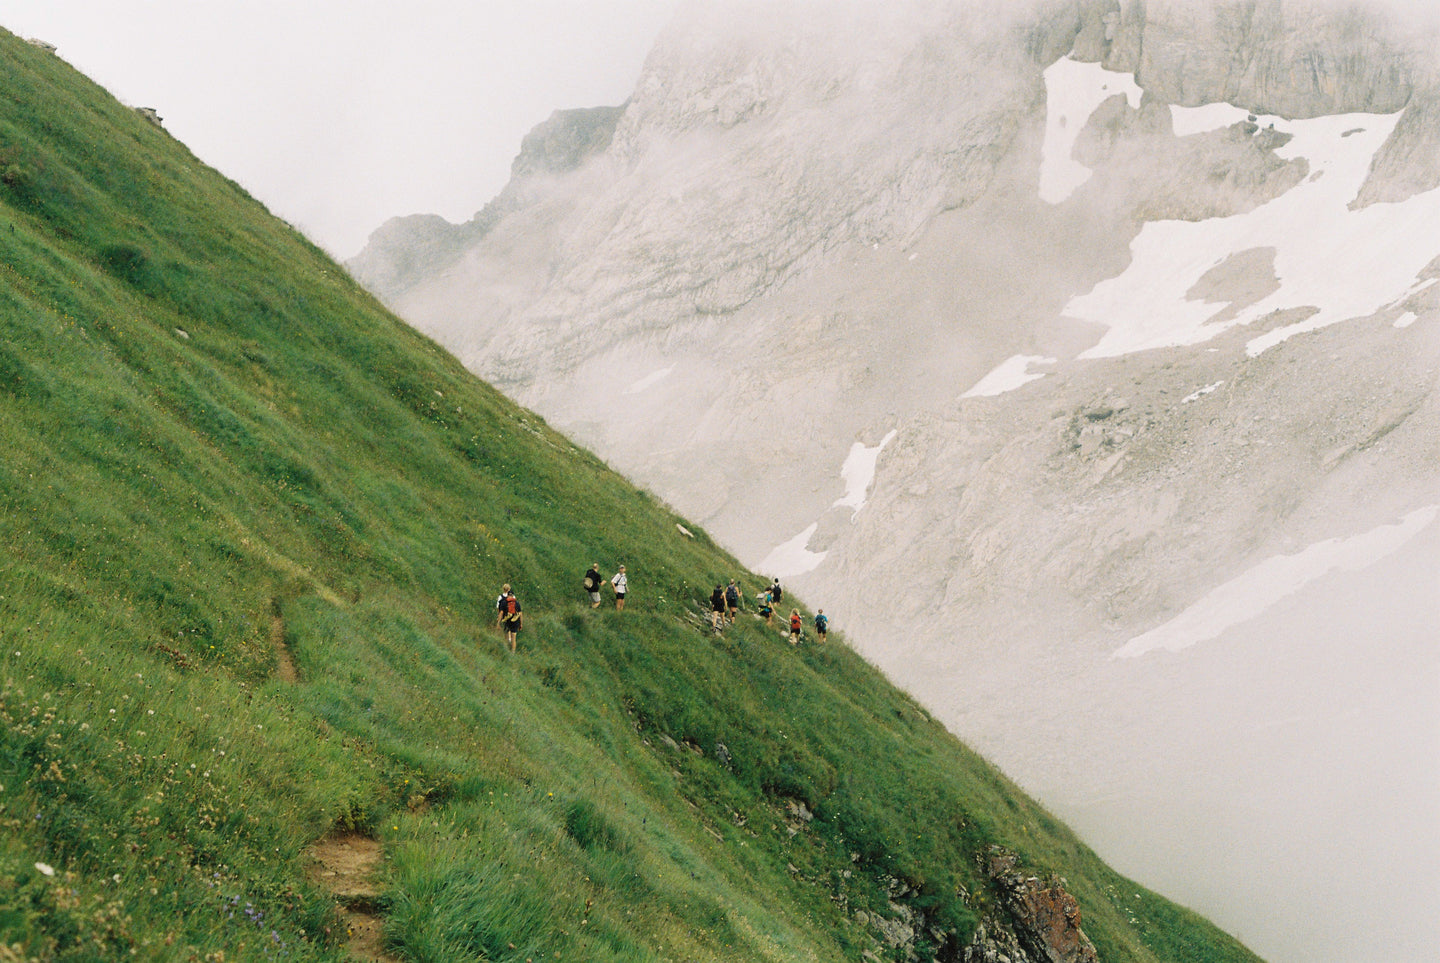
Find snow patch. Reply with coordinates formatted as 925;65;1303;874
1066;106;1440;359
1170;102;1254;137
761;430;900;575
1394;312;1419;329
962;355;1057;398
1040;57;1144;204
834;429;898;513
1114;505;1440;658
625;367;674;395
1182;381;1224;403
760;523;827;579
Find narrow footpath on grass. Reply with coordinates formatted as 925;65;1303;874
306;834;397;963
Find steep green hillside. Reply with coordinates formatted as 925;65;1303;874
0;30;1259;963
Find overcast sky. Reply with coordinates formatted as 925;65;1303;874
3;1;678;258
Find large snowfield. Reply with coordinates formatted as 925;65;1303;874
972;56;1440;397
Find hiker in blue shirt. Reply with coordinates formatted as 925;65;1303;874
814;609;828;642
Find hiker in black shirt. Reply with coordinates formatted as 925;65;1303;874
584;563;602;608
709;585;727;631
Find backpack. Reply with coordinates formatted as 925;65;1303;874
772;583;783;603
815;614;827;631
789;614;801;632
725;585;739;604
583;574;595;590
503;595;518;616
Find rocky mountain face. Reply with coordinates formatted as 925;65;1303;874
347;104;627;297
349;3;1440;961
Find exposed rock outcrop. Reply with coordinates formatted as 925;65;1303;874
974;850;1098;963
1354;83;1440;205
847;851;1099;963
346;212;486;301
512;104;626;178
1106;0;1419;116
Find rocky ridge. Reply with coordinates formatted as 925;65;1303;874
347;104;626;300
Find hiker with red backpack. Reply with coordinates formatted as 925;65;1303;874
497;584;523;652
788;609;803;644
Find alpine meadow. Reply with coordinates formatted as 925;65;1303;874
0;28;1260;963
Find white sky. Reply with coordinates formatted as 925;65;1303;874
3;0;678;258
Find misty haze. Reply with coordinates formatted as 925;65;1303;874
350;2;1440;961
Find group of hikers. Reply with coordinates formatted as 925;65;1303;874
492;566;829;652
494;564;626;652
584;562;626;611
708;577;827;644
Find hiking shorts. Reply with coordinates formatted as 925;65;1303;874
588;591;601;603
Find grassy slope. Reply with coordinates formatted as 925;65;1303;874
0;29;1259;963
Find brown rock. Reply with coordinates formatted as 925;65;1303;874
985;849;1098;963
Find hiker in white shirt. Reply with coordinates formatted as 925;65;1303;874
611;565;628;611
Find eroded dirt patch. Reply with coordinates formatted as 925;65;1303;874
307;834;396;962
270;608;299;683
